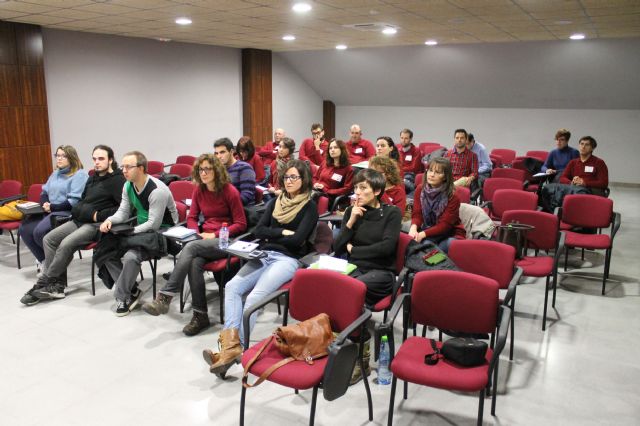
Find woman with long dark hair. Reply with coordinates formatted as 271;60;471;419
312;138;354;204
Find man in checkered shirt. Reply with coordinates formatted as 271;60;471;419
444;128;478;188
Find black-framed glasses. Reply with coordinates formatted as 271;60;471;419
120;164;140;171
198;167;213;174
283;175;301;182
53;154;67;159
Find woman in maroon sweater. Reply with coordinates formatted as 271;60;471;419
236;136;266;184
267;137;295;198
410;157;465;252
368;155;407;215
142;153;247;336
313;139;354;204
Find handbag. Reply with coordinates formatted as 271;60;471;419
242;312;334;388
425;338;488;367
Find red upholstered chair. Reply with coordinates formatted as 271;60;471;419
448;239;522;360
525;150;548;162
0;179;23;201
490;149;517;166
240;269;373;426
168;180;194;204
0;183;42;269
480;177;524;205
168;163;192;179
415;172;423;186
254;187;263;204
512;157;540;193
418;143;443;157
371;232;412;321
483;189;538;222
455;186;471;204
560;194;621;295
491;167;526;183
176;155;196;165
378;270;510;426
147;160;165;177
501;210;565;330
316;195;329;215
489;154;503;169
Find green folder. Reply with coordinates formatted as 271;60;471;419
309;262;357;275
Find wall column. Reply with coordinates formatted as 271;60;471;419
323;100;335;140
242;48;272;147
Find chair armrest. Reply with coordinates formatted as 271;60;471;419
480;200;492;209
389;267;408;303
375;293;410;357
554;231;566;264
503;266;522;306
488;305;511;380
0;194;26;206
611;212;621;240
163;163;175;168
523;179;530;188
333;310;372;346
554;206;562;219
241;289;289;350
470;187;482;205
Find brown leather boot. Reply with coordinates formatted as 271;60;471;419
202;328;243;378
182;311;211;336
142;293;172;316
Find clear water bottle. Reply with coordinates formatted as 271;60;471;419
218;222;229;250
378;335;392;385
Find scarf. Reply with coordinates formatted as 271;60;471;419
272;192;310;224
420;184;449;229
275;155;290;183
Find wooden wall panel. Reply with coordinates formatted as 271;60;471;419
242;48;272;148
19;66;47;106
0;107;24;148
0;65;20;106
323;100;336;141
22;106;49;146
0;21;17;65
15;24;43;66
25;145;53;185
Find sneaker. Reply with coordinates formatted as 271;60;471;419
115;299;130;317
128;285;142;311
20;287;42;306
33;277;66;300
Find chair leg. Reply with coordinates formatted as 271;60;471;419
491;359;500;416
552;270;558;308
388;376;398;426
542;276;550;331
150;259;157;298
240;385;247;426
602;248;610;295
9;229;16;244
276;297;281;316
91;256;96;296
564;248;569;271
421;325;427;337
581;248;585;260
477;389;485;426
219;270;226;324
403;380;408;400
509;299;515;361
309;386;318;426
361;356;373;421
16;232;21;269
78;250;83;260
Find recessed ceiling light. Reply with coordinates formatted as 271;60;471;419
424;40;438;46
282;35;296;41
382;27;397;35
570;33;585;40
336;44;347;50
155;37;171;42
292;2;312;13
175;17;192;25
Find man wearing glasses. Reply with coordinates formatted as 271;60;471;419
99;151;178;316
21;145;126;305
298;123;329;166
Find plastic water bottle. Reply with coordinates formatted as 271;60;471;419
218;222;229;249
378;335;392;385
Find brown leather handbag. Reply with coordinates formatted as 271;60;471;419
242;312;334;388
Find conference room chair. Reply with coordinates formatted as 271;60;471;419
482;189;538;222
511;157;540;193
168;180;194;204
168;163;192;179
525;150;548;162
491;167;527;183
0;183;42;269
490;149;517;166
477;177;524;205
147;160;165;177
0;179;24;205
175;155;196;166
489;154;504;169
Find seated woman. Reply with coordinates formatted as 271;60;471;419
312;138;354;207
334;168;401;307
19;145;88;268
236;136;266;185
142;154;247;335
409;157;465;253
375;136;400;162
368;155;406;216
266;137;296;200
202;159;318;376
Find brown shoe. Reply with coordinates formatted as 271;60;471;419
203;328;243;378
183;311;211;336
142;293;172;316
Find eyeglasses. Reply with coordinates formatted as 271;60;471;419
311;130;322;136
283;175;301;182
54;154;67;159
198;167;213;174
120;164;140;171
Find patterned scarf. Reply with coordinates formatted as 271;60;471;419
420;184;449;229
272;192;310;224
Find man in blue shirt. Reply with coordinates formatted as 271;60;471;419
541;129;579;182
466;133;492;187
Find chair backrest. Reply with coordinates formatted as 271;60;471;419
562;194;613;229
169;163;193;178
0;179;22;198
313;222;333;254
501;210;559;251
491;167;526;182
455;186;471;204
489;154;504;169
255;187;263;204
288;269;366;333
395;232;413;274
491;189;538;219
27;183;43;202
411;270;499;334
482;177;523;202
175;201;188;222
490;149;517;165
176;155;196;165
317;196;329;215
448;240;516;290
169;180;194;202
525;150;548;162
147;161;165;176
418;143;443;157
415;172;424;186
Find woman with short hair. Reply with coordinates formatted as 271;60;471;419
368;155;407;215
236;136;266;184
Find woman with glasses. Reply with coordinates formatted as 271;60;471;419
312;138;354;207
202;159;318;377
142;154;247;336
19;145;88;267
236;136;266;185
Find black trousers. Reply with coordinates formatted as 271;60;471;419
351;268;395;308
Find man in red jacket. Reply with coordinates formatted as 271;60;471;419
560;136;608;196
298;123;329;166
346;124;375;165
398;128;422;194
257;128;285;163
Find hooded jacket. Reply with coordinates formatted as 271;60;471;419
72;168;126;224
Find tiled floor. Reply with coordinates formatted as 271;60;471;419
1;186;638;426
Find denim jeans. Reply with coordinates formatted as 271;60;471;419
223;251;300;345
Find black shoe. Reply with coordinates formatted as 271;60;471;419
129;286;142;311
33;277;66;300
20;287;41;306
115;299;130;317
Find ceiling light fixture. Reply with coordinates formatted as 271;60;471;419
156;37;172;42
175;17;192;25
282;35;296;41
424;40;438;46
336;44;347;50
569;33;585;40
292;2;312;13
382;27;397;35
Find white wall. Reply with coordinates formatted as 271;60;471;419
272;53;323;147
337;106;640;184
43;29;242;166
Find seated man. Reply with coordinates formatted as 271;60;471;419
298;123;329;167
21;145;126;305
99;151;178;316
346;124;376;164
257;128;284;163
398;128;423;194
466;133;492;187
214;137;256;205
560;136;608;196
443;128;478;188
541;128;579;182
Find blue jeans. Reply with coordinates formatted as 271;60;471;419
223;251;300;345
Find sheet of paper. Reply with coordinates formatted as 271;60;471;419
163;226;196;238
318;255;349;272
228;241;259;252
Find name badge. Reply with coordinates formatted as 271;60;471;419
355;147;363;154
584;166;594;173
331;173;343;182
387;197;393;202
320;149;324;154
405;155;412;161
